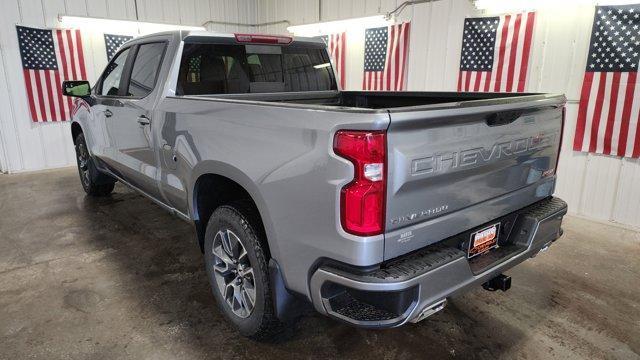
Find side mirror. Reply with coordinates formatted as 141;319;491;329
62;80;91;97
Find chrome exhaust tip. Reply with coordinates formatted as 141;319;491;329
410;299;447;323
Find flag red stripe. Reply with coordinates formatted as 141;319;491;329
603;72;621;154
43;70;57;121
75;30;87;80
484;71;492;92
23;69;38;122
387;25;396;91
399;22;410;90
65;30;78;80
33;71;47;123
493;15;511;92
56;30;74;113
589;72;608;153
457;72;463;91
327;33;346;90
518;12;535;92
574;72;594;151
617;72;637;156
53;71;66;121
473;71;482;92
395;23;404;90
465;70;472;91
397;23;404;90
506;14;522;92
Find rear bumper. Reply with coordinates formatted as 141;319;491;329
309;197;568;328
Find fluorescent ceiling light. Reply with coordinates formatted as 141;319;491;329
287;15;391;37
474;0;640;12
58;15;205;35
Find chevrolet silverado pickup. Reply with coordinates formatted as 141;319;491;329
62;30;568;340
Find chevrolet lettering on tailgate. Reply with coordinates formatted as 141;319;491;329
411;132;557;175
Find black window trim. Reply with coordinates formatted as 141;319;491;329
94;46;134;99
122;40;169;100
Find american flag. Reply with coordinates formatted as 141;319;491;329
363;22;410;91
324;33;346;89
17;26;87;122
457;12;536;92
104;34;133;61
574;5;640;158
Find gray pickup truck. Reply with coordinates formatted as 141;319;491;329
62;30;568;340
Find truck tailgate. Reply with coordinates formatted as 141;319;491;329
384;95;565;260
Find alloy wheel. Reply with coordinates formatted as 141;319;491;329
76;141;90;187
211;229;256;318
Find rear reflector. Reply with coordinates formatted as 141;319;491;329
234;33;292;44
334;130;386;236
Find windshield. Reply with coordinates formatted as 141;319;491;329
177;42;337;95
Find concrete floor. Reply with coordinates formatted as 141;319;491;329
0;168;638;360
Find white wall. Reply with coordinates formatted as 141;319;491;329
257;0;640;228
0;0;258;173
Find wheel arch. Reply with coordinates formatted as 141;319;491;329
71;121;83;143
189;162;277;260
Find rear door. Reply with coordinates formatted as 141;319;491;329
384;97;564;259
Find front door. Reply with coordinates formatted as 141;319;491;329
110;42;167;199
90;47;131;172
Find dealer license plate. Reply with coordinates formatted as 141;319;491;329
468;223;500;258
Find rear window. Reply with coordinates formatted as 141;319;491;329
176;43;337;95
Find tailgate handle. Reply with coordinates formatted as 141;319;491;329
486;110;522;126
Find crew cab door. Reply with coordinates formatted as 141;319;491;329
88;47;132;171
108;41;167;199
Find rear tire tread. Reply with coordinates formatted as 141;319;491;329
207;201;285;341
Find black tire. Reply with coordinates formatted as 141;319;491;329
203;201;284;340
74;132;115;196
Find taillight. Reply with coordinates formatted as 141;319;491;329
334;130;386;236
234;33;292;44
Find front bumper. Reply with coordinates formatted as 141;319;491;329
309;197;568;328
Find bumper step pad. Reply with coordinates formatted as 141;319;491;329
363;244;465;282
521;197;568;222
330;292;398;321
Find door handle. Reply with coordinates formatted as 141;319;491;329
104;109;113;118
137;115;150;126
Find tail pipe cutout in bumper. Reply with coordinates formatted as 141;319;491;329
309;197;568;328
